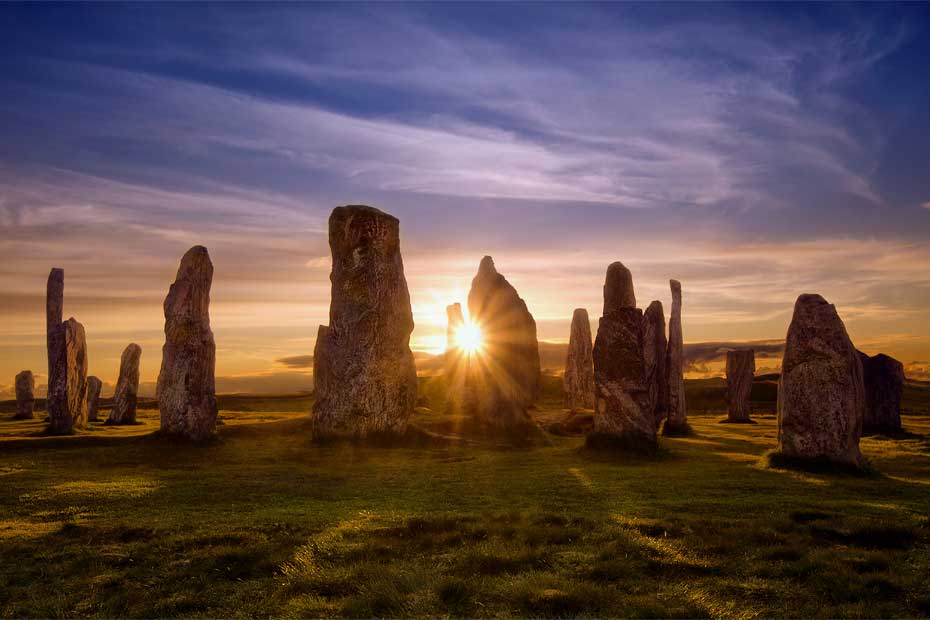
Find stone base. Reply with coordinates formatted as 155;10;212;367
719;417;757;425
584;430;659;455
862;423;903;436
12;412;35;421
764;450;873;476
660;421;693;437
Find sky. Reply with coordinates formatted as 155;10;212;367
1;2;929;396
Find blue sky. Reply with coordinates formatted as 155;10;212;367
1;2;929;394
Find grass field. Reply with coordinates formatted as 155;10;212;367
1;379;929;618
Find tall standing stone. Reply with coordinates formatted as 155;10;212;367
858;352;904;434
777;294;865;468
726;349;755;422
446;303;465;355
590;262;654;445
14;370;35;420
108;343;142;425
157;246;217;440
664;279;688;434
444;302;467;413
564;308;595;410
312;206;417;439
463;256;540;433
86;376;103;422
47;318;88;434
643;300;668;430
45;268;65;423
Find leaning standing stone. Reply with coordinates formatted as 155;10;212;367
642;301;668;430
47;318;88;434
156;246;217;440
664;279;688;434
86;376;103;422
14;370;35;420
312;206;418;439
725;350;755;422
564;308;595;410
776;294;865;468
108;343;142;425
858;352;904;434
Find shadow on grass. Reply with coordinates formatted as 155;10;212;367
762;450;879;478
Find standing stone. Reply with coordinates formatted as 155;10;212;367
463;256;540;433
446;303;465;355
590;262;654;445
45;268;65;423
643;300;668;430
312;206;417;439
777;294;865;468
858;352;904;434
14;370;35;420
108;343;142;425
86;376;103;422
726;349;755;422
47;318;88;434
156;246;217;440
664;279;688;434
563;308;595;410
444;302;467;413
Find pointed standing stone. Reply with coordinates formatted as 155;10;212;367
777;294;865;468
564;308;595;410
47;318;88;434
108;343;142;425
463;256;541;434
726;349;755;422
590;262;654;446
858;352;904;434
157;246;217;440
14;370;35;420
664;279;688;434
312;206;417;439
86;376;103;422
45;268;65;423
643;300;668;430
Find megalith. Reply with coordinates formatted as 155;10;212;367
462;256;541;433
726;349;755;422
664;279;688;434
14;370;35;420
777;294;865;468
108;343;142;425
47;318;88;434
156;246;217;440
858;351;904;434
86;376;103;422
564;308;595;410
643;300;668;430
312;205;417;439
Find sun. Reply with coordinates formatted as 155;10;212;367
455;321;483;355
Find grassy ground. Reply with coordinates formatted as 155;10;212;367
1;385;929;618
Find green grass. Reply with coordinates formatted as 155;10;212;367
1;390;929;618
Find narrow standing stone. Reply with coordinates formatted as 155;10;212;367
157;246;217;440
664;279;688;434
726;349;755;422
86;376;103;422
444;302;467;413
564;308;595;410
47;318;88;434
45;268;65;424
108;343;142;425
312;206;417;438
14;370;35;420
858;351;904;434
643;300;668;430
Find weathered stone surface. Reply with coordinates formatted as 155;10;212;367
312;206;417;439
664;279;688;433
45;268;65;424
858;351;904;434
564;308;595;410
86;376;103;422
726;349;755;422
47;318;88;434
463;256;540;433
108;343;141;425
643;300;668;430
777;294;865;467
14;370;35;420
156;246;217;440
591;262;654;443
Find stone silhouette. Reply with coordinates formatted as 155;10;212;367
157;246;218;440
444;302;467;413
858;351;904;434
463;256;540;433
777;294;865;468
47;318;88;434
590;262;654;445
14;370;35;420
564;308;595;410
664;279;688;434
45;268;65;424
86;376;103;422
726;349;755;422
643;300;668;430
108;343;142;425
312;206;417;439
446;303;465;356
